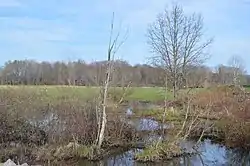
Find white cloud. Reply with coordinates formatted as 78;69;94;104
100;0;250;59
0;0;249;71
95;0;248;30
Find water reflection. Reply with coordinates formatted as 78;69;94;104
79;108;250;166
224;149;250;165
127;118;171;131
126;108;133;116
79;139;250;166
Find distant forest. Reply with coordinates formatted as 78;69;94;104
0;60;249;87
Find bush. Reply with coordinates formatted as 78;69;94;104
0;87;139;163
0;109;47;147
216;119;250;149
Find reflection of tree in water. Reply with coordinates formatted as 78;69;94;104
79;149;195;166
108;149;136;166
224;149;250;165
78;138;250;166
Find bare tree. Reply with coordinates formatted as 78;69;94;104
228;55;246;87
96;12;127;148
147;3;213;98
0;59;171;86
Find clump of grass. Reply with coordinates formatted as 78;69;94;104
36;143;102;163
134;108;183;122
51;143;102;160
135;140;182;162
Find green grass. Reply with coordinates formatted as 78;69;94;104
0;85;174;102
245;87;250;91
126;87;173;101
0;85;211;102
135;140;182;161
134;108;183;122
0;85;97;100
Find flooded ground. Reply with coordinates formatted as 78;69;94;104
79;139;250;166
126;108;172;131
6;107;249;166
77;108;250;166
128;118;171;131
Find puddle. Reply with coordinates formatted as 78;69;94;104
126;108;172;131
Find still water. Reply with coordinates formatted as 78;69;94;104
79;139;250;166
79;115;250;166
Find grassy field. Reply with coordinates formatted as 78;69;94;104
244;87;250;91
1;85;246;103
0;85;172;102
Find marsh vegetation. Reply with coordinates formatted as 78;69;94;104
0;2;250;166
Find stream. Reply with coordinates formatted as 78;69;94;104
78;108;250;166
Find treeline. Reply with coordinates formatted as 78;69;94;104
0;59;249;87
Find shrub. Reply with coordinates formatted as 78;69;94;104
0;87;139;163
216;119;250;149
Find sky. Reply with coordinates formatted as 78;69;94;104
0;0;249;71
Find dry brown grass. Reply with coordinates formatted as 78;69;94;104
190;85;250;149
191;86;250;119
0;87;139;164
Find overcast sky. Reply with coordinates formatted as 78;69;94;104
0;0;249;71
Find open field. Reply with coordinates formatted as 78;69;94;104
0;85;214;102
0;85;173;102
1;85;249;103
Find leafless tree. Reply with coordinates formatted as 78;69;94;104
96;12;128;148
1;60;249;87
147;3;213;98
228;55;246;87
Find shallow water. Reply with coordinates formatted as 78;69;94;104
79;139;250;166
29;108;250;165
78;108;250;166
126;108;171;132
128;118;171;131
